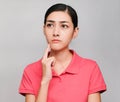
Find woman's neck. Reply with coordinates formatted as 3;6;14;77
49;48;73;63
49;48;73;75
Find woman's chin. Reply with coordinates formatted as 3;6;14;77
50;45;62;51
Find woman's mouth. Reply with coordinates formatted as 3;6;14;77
52;39;60;43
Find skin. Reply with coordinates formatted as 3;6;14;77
25;11;101;102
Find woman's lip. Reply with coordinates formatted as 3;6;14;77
52;39;60;43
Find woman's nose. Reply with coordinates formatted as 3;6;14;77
53;26;60;37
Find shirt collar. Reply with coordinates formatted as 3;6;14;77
52;50;83;76
64;50;83;74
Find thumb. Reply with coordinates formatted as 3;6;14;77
47;57;56;67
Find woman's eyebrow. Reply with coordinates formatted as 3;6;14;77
46;20;69;23
46;20;54;23
60;21;69;23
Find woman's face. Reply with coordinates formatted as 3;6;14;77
44;11;78;51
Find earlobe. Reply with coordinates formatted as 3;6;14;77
73;27;79;39
43;25;45;35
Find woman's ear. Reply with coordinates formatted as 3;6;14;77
73;27;79;39
43;25;45;35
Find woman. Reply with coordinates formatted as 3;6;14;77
19;3;106;102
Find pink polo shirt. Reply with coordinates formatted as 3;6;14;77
19;51;106;102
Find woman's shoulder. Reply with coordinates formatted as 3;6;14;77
74;51;97;65
23;59;42;73
74;52;101;72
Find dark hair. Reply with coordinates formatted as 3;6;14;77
44;3;78;29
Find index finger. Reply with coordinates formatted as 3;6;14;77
43;44;51;59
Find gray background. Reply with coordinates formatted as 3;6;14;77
0;0;120;102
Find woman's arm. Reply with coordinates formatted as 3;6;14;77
35;81;50;102
25;94;35;102
25;45;55;102
88;92;101;102
25;81;50;102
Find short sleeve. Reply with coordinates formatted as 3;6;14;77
19;67;35;96
88;63;107;94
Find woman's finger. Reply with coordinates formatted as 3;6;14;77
43;44;51;60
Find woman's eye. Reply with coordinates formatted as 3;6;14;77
61;24;69;29
46;24;54;28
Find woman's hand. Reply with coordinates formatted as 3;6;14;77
41;44;55;83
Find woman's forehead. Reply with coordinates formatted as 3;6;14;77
46;11;72;22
